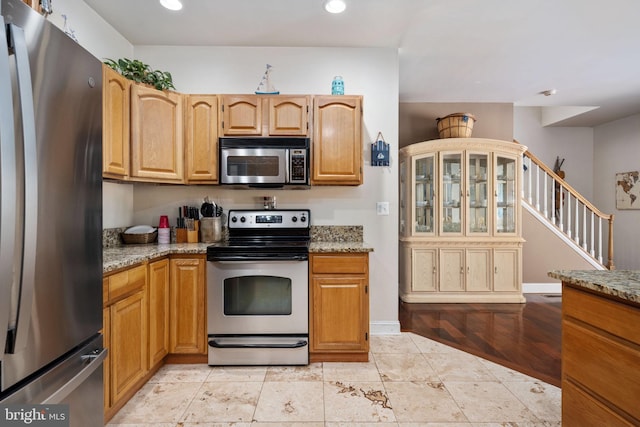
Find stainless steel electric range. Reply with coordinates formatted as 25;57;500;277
206;209;310;365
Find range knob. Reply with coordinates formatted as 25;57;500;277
240;216;246;223
300;216;307;222
292;216;298;222
231;216;238;223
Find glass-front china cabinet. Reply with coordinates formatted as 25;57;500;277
399;138;527;303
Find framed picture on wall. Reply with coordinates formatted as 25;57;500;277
615;171;640;209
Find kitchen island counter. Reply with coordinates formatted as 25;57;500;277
548;269;640;304
551;269;640;425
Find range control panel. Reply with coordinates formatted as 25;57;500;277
227;209;310;229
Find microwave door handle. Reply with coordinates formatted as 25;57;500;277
9;23;38;353
285;148;290;184
0;17;19;359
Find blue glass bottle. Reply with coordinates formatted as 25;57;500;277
331;76;344;95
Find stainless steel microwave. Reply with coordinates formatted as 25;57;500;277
219;137;310;188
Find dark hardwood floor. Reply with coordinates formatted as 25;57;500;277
399;293;562;387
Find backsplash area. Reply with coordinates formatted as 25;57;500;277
103;225;363;248
103;228;128;248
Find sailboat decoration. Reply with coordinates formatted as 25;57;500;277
255;64;279;95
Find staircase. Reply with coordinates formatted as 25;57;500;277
521;148;615;270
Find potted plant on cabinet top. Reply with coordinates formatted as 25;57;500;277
104;58;176;91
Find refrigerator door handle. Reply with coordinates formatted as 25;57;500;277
8;23;39;353
0;17;18;361
41;347;107;405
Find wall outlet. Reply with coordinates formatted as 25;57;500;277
376;201;390;216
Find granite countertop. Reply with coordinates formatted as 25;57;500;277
309;241;374;253
103;243;211;273
548;270;640;304
103;240;373;273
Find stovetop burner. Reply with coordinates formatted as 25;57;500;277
207;209;311;261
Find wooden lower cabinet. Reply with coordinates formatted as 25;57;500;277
562;284;640;426
309;253;369;362
110;291;147;403
148;258;170;369
102;255;208;421
103;264;148;421
169;256;206;356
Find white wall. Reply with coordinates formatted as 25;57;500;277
47;0;133;60
514;107;594;200
594;114;640;270
132;46;400;333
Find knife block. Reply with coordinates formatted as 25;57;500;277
176;228;187;243
187;220;199;243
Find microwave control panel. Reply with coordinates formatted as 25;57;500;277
289;149;307;183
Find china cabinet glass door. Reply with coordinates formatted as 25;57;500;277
413;154;435;233
467;153;489;234
441;152;462;234
495;155;517;233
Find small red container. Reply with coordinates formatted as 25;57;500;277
159;215;169;228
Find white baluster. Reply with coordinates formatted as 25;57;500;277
566;189;571;237
527;157;532;204
535;164;540;210
551;178;556;225
575;198;580;244
590;211;595;257
598;217;603;263
582;205;587;249
543;173;548;218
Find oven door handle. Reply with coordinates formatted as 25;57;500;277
209;339;308;349
209;255;308;262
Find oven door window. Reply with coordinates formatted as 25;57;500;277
224;275;292;315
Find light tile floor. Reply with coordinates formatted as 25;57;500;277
107;332;561;426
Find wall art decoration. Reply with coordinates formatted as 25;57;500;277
616;171;640;209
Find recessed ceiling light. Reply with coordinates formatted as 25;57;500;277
160;0;182;11
324;0;346;14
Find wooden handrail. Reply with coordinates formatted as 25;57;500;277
523;150;612;220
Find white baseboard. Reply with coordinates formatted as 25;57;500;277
370;321;401;335
523;282;562;294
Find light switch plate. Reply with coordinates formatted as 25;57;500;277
376;201;390;216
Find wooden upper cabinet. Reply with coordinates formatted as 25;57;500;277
312;95;363;185
220;95;262;136
220;94;310;136
268;96;309;136
102;65;130;179
130;85;184;182
185;95;219;183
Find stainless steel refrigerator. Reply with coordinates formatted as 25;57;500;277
0;0;105;425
